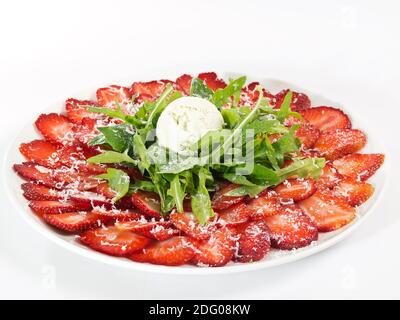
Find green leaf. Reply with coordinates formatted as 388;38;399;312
96;168;130;201
97;124;134;153
190;168;215;225
167;175;186;213
88;134;107;147
88;104;142;126
129;180;157;194
276;90;293;122
221;108;241;129
146;84;175;129
87;150;137;165
132;133;151;172
190;78;214;99
211;76;246;108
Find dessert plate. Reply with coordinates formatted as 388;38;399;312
3;72;388;274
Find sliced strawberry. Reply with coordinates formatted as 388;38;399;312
275;90;311;112
42;211;109;233
191;227;237;267
115;219;171;233
300;106;352;132
19;140;59;168
198;72;226;91
129;236;195;266
14;163;58;188
240;82;275;106
21;183;63;201
130;80;173;102
298;189;356;232
96;85;132;111
35;113;75;144
315;163;342;189
131;191;161;218
295;122;320;149
234;220;271;262
73;117;100;146
175;74;192;95
246;192;284;220
274;178;316;202
211;183;245;211
91;208;141;221
80;225;151;256
333;177;374;206
264;204;318;250
217;203;252;226
29;200;91;215
65;98;100;124
332;153;385;181
170;211;214;240
70;191;112;209
314;129;367;160
138;226;180;241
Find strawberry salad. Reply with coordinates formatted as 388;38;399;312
13;72;384;267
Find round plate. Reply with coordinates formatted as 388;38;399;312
3;73;388;274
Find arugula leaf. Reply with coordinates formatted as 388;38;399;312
211;76;246;108
88;134;107;147
97;124;134;153
96;168;130;201
132;133;151;172
190;78;213;99
167;175;186;213
272;125;301;165
87;150;137;165
129;180;157;194
146;84;175;129
190;168;215;225
88;104;142;126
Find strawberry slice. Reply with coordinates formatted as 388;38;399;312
170;211;214;240
91;208;141;221
211;183;245;211
198;72;226;91
191;227;238;267
175;74;192;95
65;98;100;124
315;163;342;189
129;236;195;266
96;85;132;110
19;140;59;168
275;90;311;112
14;163;59;188
70;191;112;209
240;82;275;106
246;192;284;220
217;203;252;226
332;153;385;181
314;129;367;160
137;226;180;241
274;178;317;202
234;220;271;262
295;122;320;150
115;219;171;233
21;183;63;201
131;191;161;218
300;106;352;132
264;204;318;250
80;225;151;256
29;200;91;215
42;211;109;233
130;80;173;102
298;189;356;232
35;113;75;144
333;177;374;206
73;117;100;146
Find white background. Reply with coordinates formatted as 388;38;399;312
1;0;399;299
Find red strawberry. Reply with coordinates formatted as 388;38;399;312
234;220;271;262
217;203;252;226
240;82;275;106
29;200;91;215
315;163;342;189
138;227;180;241
333;177;374;206
246;192;284;220
211;183;245;211
115;219;171;233
73;117;100;146
298;189;356;232
295;122;320;149
170;211;214;240
35;113;75;144
131;191;161;218
96;85;132;111
91;208;141;221
21;183;63;201
129;236;195;266
95;182;117;199
314;129;367;160
65;98;100;124
14;163;59;188
274;178;317;202
80;225;151;256
42;211;109;233
19;140;59;168
175;74;192;95
275;90;311;112
130;80;173;102
332;153;385;181
300;106;352;132
198;72;226;91
70;191;112;209
264;204;318;250
191;227;238;267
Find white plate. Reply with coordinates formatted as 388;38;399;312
3;73;388;275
